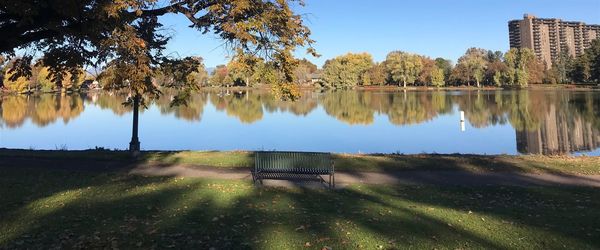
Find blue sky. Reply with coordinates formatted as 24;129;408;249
159;0;600;68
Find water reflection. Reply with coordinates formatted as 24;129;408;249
157;92;207;122
1;89;599;155
0;94;85;128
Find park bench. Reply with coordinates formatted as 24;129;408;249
253;151;335;188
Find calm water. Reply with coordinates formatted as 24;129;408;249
1;89;599;156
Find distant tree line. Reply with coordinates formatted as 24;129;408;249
207;55;317;87
0;56;86;93
204;38;600;89
3;39;600;93
318;39;600;88
0;56;208;94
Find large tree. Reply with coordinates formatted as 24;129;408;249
504;48;538;86
583;39;600;83
434;57;452;84
457;48;487;87
361;63;387;86
322;53;373;88
385;51;422;88
417;56;435;86
1;0;316;153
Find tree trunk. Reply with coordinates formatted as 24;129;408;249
403;80;406;88
129;94;141;157
476;79;480;88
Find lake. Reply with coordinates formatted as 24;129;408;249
1;89;599;156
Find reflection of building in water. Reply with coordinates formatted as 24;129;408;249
516;105;600;155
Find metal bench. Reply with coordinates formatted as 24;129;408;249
253;151;335;188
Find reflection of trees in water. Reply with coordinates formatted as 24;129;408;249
506;91;545;132
318;90;452;126
453;90;549;131
1;95;28;128
155;91;208;122
262;90;318;116
57;94;84;124
0;94;84;128
320;90;375;125
207;89;319;123
569;91;600;130
316;89;598;154
2;90;600;155
31;95;58;126
385;91;452;125
89;92;132;116
454;91;508;128
209;90;264;124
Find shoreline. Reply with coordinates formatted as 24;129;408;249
2;83;599;96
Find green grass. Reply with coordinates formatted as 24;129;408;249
2;149;599;174
142;150;254;168
1;167;599;249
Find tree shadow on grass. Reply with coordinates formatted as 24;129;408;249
334;153;587;175
1;167;599;249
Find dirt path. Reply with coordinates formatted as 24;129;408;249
2;156;599;188
130;165;600;188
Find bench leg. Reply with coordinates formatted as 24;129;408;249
252;172;263;187
332;173;335;189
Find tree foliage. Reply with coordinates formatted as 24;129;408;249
504;48;538;86
293;59;318;84
157;56;207;88
322;53;374;88
430;67;445;87
361;63;387;86
583;39;600;83
209;65;231;87
1;0;316;101
457;48;487;87
385;51;423;88
434;58;452;79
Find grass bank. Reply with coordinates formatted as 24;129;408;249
1;167;598;249
1;149;599;175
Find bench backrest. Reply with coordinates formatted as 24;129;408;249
255;151;333;174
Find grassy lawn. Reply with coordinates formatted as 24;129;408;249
1;167;599;249
1;149;600;174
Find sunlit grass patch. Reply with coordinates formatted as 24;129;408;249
141;150;254;167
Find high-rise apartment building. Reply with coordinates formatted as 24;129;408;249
508;14;600;68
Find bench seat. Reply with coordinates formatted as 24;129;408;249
253;151;335;188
